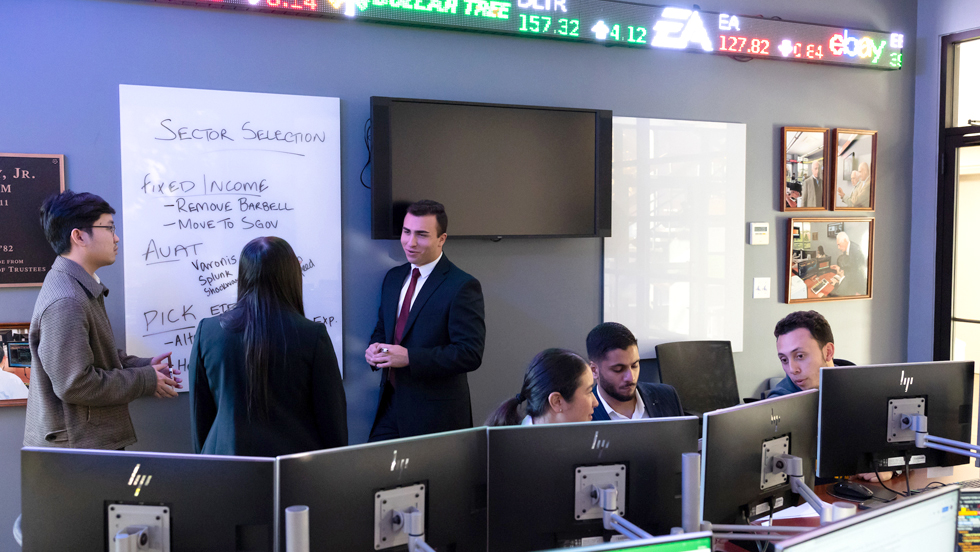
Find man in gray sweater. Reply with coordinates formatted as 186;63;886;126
24;191;179;449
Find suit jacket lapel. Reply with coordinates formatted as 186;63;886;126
398;255;451;344
591;388;611;421
638;384;659;418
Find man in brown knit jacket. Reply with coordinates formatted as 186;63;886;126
24;191;180;449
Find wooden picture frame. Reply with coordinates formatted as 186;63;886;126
781;127;829;211
831;129;877;211
786;218;874;303
0;322;30;406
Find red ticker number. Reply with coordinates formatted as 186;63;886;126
719;35;771;55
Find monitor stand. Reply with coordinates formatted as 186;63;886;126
593;486;655;540
911;415;980;461
684;452;849;544
392;508;436;552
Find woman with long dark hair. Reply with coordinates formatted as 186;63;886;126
486;348;598;426
189;237;347;456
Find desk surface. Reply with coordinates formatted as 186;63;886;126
715;464;980;551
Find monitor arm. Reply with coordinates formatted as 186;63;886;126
392;508;436;552
912;415;980;459
771;454;830;522
593;486;655;540
695;453;852;542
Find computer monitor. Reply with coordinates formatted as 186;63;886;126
774;485;960;551
277;427;487;552
700;389;818;525
488;417;700;551
534;531;713;551
817;360;975;478
958;488;980;549
6;342;30;367
797;259;817;279
21;447;276;551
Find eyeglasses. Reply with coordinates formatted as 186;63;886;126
83;225;116;235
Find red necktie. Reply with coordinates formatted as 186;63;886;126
394;268;420;345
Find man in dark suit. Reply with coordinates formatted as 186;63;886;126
830;231;868;296
365;200;486;441
586;322;683;421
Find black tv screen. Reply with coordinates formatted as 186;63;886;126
371;97;612;239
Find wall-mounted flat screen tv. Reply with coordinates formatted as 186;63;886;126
371;97;612;239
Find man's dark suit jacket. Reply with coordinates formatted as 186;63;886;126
189;310;348;456
591;382;685;421
834;245;868;296
371;254;486;438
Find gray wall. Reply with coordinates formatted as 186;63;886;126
0;1;918;550
908;0;980;362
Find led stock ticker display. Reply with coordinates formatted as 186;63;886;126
156;0;904;69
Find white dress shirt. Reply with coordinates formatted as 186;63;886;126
521;414;534;425
397;253;443;315
596;387;648;420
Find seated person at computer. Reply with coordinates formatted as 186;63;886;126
771;310;889;482
0;347;28;401
486;348;598;426
586;322;684;420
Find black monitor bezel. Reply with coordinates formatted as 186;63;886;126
816;360;976;478
700;389;819;525
370;96;613;240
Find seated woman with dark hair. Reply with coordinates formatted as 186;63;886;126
189;236;348;456
486;348;599;426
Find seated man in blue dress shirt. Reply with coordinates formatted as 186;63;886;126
770;310;854;397
771;310;889;482
586;322;684;421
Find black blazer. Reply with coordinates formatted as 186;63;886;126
591;382;685;421
189;311;348;456
834;246;868;296
370;254;486;437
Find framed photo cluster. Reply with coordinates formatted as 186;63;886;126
781;128;876;212
779;126;876;302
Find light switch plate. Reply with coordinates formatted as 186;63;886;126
753;277;771;299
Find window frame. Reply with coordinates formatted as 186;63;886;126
933;29;980;360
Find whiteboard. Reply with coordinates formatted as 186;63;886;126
119;85;343;382
603;116;745;357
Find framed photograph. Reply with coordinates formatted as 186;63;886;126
786;218;874;303
0;322;30;406
831;129;876;211
781;127;829;211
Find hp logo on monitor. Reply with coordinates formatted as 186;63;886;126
127;464;152;497
900;370;914;392
770;409;781;432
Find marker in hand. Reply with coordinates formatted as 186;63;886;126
166;354;175;390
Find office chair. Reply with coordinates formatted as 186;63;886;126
637;358;662;384
654;340;740;417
